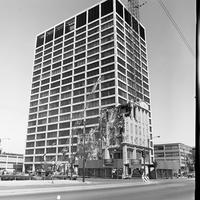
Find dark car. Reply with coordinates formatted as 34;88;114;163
187;172;195;178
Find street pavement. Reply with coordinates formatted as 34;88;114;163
0;177;195;200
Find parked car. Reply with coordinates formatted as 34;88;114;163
187;172;195;178
68;173;78;180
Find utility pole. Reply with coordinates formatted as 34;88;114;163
82;120;86;182
142;149;146;176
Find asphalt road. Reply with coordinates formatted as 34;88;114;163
0;179;194;200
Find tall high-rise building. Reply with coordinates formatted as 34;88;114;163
24;0;153;174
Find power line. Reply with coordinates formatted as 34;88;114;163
158;0;194;56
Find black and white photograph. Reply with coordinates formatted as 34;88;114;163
0;0;196;199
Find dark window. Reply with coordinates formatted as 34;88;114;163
62;70;72;78
51;81;60;88
73;88;85;96
64;38;74;46
63;57;73;65
63;63;73;72
139;25;145;40
101;14;113;23
118;64;126;74
54;37;63;45
102;72;115;80
144;96;150;103
132;16;138;33
101;88;115;97
75;39;86;47
117;57;125;66
119;97;126;104
101;56;114;66
142;75;148;83
87;69;99;77
61;99;71;106
125;9;131;26
101;63;114;73
88;27;99;36
50;95;59;102
116;0;123;18
60;106;71;113
74;73;85;81
87;62;99;70
86;117;99;125
45;29;54;43
36;46;43;53
137;91;143;99
88;21;99;29
61;84;72;92
101;27;113;37
59;122;70;129
48;124;58;130
75;52;85;60
45;42;53;49
52;61;61;69
61;91;71;99
101;80;115;89
101;97;115;105
62;77;72;85
65;18;75;34
43;53;51;61
37;126;46;132
36;34;44;47
74;66;85;74
59;130;70;137
51;75;60;82
65;32;74;40
88;33;99;43
87;76;99;85
54;43;63;51
55;23;64;38
73;103;84;111
64;44;74;52
73;96;84;103
41;85;49;91
76;12;87;28
42;66;50;73
74;80;85;88
86;109;99;116
88;5;99;23
76;33;86;41
76;26;86;35
101;0;113;17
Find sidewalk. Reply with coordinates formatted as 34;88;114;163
0;178;158;197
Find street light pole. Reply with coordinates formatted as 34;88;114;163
82;120;86;182
143;149;146;176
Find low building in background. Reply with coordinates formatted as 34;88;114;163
154;143;194;178
0;153;24;173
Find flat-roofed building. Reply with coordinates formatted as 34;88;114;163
0;153;23;173
24;0;153;177
154;143;193;177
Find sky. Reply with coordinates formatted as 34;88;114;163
0;0;196;154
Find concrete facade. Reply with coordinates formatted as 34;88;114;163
24;0;153;175
0;153;23;173
154;143;193;176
